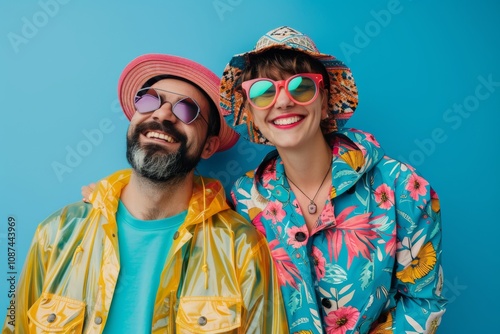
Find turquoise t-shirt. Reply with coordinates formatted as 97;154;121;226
103;201;187;333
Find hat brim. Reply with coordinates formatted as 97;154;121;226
119;54;238;152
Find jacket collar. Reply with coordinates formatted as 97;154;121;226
89;169;230;227
254;128;385;201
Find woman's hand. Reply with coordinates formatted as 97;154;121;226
81;183;96;203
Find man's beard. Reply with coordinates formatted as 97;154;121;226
126;121;204;184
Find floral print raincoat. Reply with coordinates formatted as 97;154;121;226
230;129;447;334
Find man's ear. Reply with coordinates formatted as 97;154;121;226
200;136;220;159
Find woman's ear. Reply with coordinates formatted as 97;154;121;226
200;135;220;159
321;88;329;119
244;100;254;114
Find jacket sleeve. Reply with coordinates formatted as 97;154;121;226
230;173;268;233
371;166;447;333
2;211;60;334
236;226;289;333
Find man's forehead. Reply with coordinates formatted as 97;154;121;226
152;77;204;96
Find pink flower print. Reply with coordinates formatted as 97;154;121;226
385;224;397;257
262;201;286;224
319;200;335;226
333;145;341;156
268;240;301;289
325;306;360;334
292;198;302;215
287;225;309;248
351;129;381;147
430;188;440;213
260;162;277;187
406;173;429;200
312;246;326;279
374;183;395;209
252;211;267;237
325;206;382;268
364;132;381;148
261;173;273;187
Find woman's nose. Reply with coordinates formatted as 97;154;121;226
274;87;294;109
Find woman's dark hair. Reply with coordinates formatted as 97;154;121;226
141;75;221;138
239;48;330;94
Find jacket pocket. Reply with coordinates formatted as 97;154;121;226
27;293;85;333
176;297;242;333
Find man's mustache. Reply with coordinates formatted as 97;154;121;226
133;120;187;143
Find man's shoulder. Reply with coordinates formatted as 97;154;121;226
213;208;254;228
206;210;268;262
212;209;263;240
36;201;94;236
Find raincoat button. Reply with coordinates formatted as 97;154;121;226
322;298;332;308
94;316;103;325
47;313;56;323
198;316;207;326
173;231;179;240
295;232;306;242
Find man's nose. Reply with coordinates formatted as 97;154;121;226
151;101;178;123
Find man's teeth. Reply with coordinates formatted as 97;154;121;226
146;131;175;143
274;116;301;125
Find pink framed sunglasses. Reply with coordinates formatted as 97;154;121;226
241;73;324;109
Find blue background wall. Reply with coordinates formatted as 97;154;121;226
1;1;499;332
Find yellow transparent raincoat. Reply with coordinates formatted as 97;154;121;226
3;170;288;333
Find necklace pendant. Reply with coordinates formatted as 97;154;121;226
308;202;317;214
